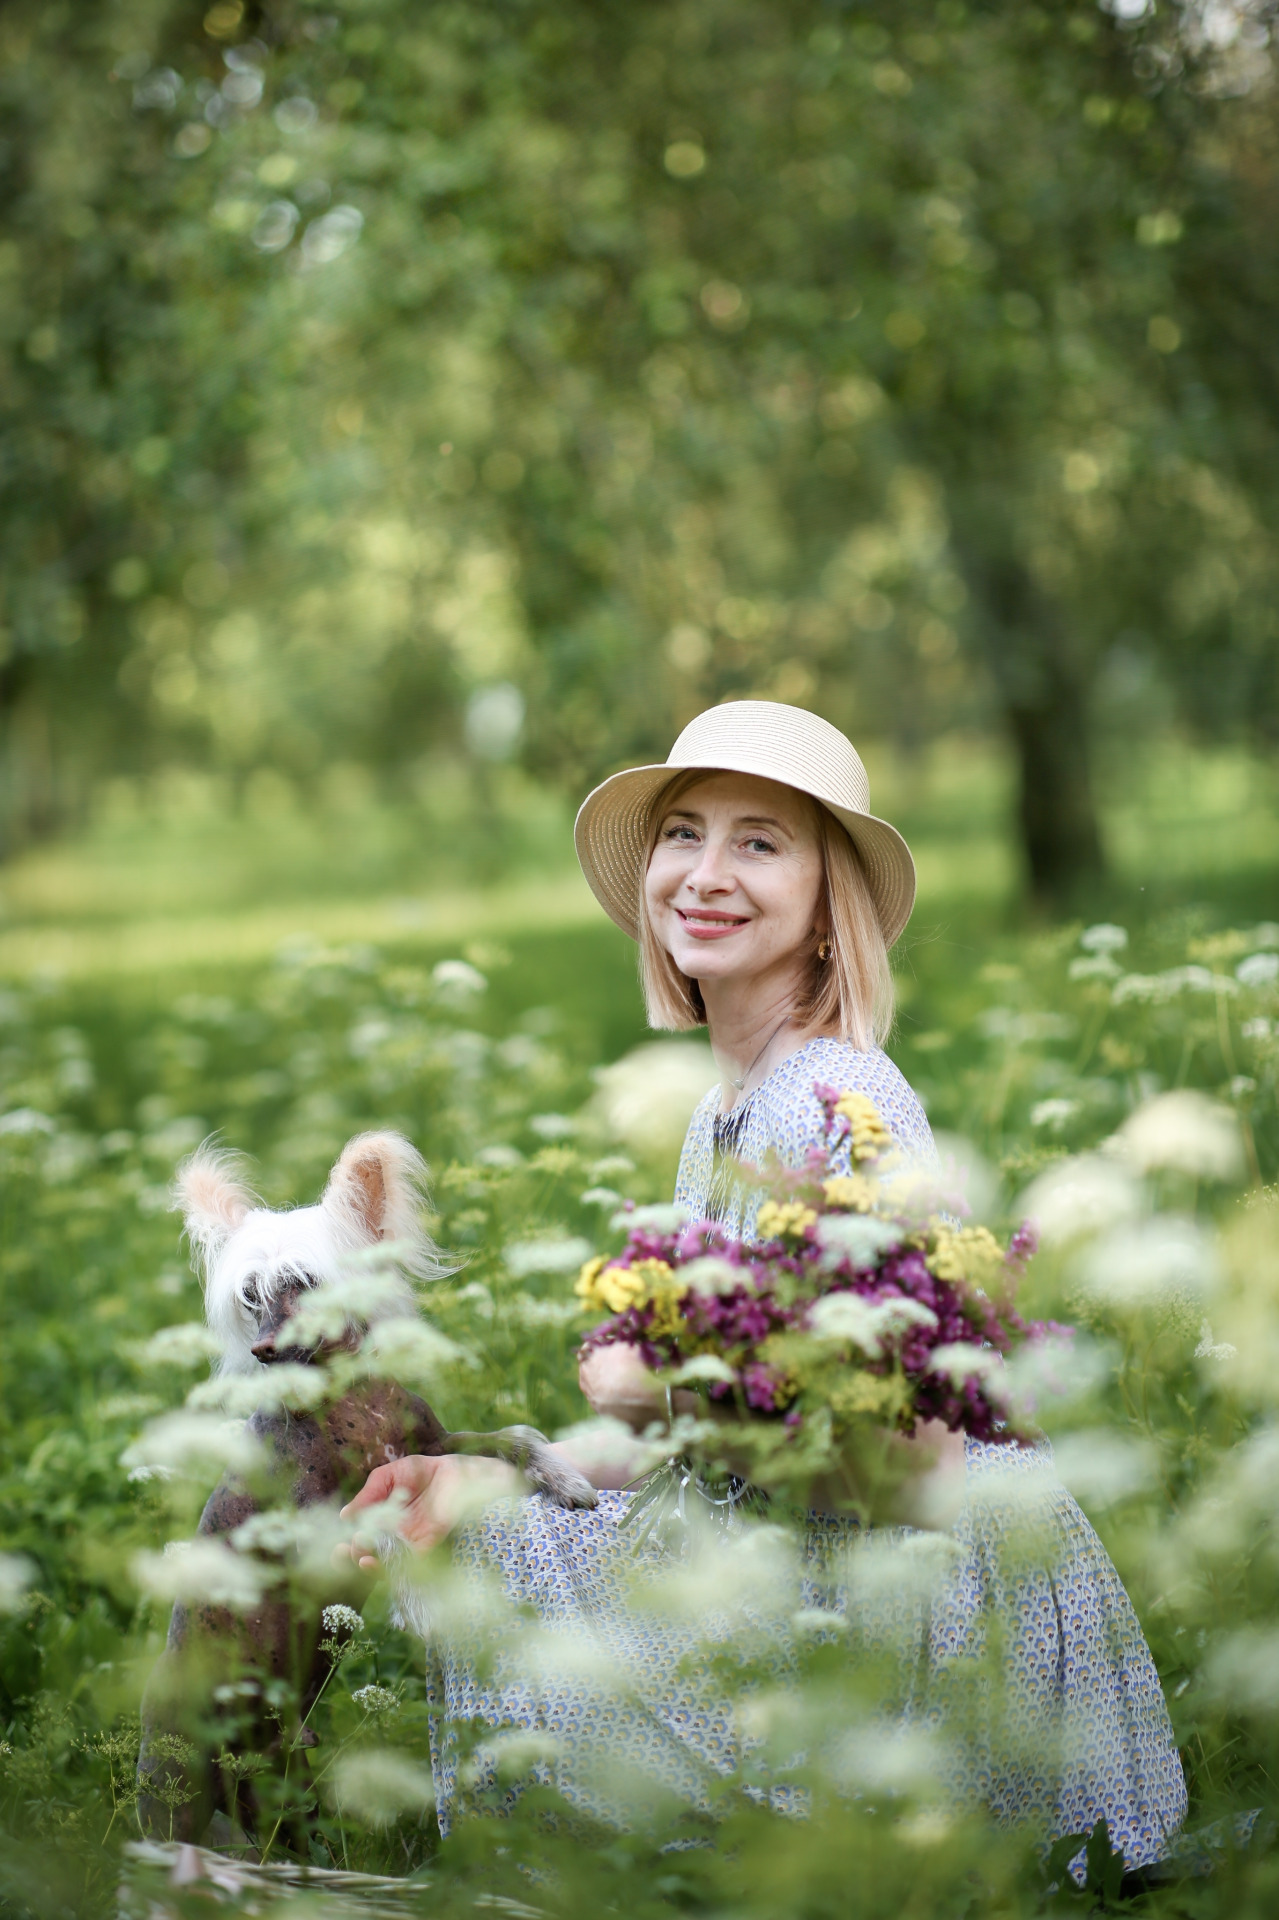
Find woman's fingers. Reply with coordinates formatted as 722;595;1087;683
340;1455;422;1518
338;1452;522;1561
578;1342;668;1432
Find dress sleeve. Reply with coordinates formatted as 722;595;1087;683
761;1040;937;1179
673;1087;718;1220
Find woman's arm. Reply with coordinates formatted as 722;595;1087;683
337;1453;519;1566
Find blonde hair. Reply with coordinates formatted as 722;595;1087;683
637;772;895;1047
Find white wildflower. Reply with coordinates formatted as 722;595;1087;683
1000;1331;1111;1423
504;1237;594;1278
590;1154;636;1178
134;1322;222;1368
322;1604;365;1637
1078;1215;1219;1311
187;1364;328;1417
134;1537;273;1610
833;1723;951;1796
608;1203;688;1235
505;1297;582;1328
1118;1090;1244;1182
589;1041;718;1157
121;1410;264;1480
1080;923;1128;954
928;1341;999;1386
679;1256;744;1295
808;1292;937;1357
814;1215;901;1270
1050;1430;1157;1507
475;1143;523;1170
0;1553;34;1614
1018;1155;1142;1246
1069;955;1121;981
1237;952;1279;988
1242;1017;1273;1041
668;1354;738;1386
1111;973;1161;1005
579;1185;622;1208
352;1684;400;1715
0;1109;55;1136
1194;1320;1237;1363
432;959;487;996
288;1263;412;1345
528;1113;575;1140
1030;1098;1080;1131
1205;1628;1279;1716
330;1749;434;1826
231;1507;346;1568
359;1316;469;1387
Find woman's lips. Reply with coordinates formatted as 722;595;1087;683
675;910;749;941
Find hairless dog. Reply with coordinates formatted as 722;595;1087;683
136;1131;595;1846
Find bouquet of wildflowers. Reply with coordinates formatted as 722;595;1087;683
575;1086;1048;1522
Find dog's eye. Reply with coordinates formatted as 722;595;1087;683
241;1280;261;1310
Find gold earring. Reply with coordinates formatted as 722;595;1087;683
817;937;832;962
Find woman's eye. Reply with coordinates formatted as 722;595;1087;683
744;837;777;855
663;824;698;843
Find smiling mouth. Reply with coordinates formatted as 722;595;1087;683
676;909;749;939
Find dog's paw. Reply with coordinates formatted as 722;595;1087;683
526;1449;599;1510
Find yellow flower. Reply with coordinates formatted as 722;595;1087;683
595;1264;648;1314
574;1256;607;1306
833;1091;893;1162
821;1174;876;1214
927;1225;1005;1286
756;1200;818;1242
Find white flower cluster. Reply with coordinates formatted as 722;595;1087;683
351;1684;400;1715
504;1236;594;1278
807;1292;937;1358
1112;965;1238;1005
322;1603;365;1637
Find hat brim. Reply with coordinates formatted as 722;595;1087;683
574;761;917;949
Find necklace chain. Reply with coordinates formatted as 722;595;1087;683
726;1014;791;1093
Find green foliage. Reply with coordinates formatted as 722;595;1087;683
0;896;1274;1913
2;0;1279;894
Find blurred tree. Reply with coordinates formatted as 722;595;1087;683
1;0;1276;899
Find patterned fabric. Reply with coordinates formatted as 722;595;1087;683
674;1037;936;1236
423;1040;1188;1866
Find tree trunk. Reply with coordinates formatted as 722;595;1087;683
1004;673;1105;905
960;549;1105;905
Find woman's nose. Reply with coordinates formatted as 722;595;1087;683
684;836;733;893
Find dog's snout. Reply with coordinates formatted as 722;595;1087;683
250;1283;312;1364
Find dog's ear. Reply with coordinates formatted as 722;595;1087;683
174;1143;258;1274
323;1131;430;1246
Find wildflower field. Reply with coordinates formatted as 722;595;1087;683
1;882;1278;1919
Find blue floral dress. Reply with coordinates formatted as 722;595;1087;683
423;1038;1187;1864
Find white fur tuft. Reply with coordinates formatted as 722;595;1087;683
322;1132;442;1280
186;1130;451;1374
173;1142;260;1277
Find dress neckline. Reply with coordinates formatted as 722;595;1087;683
716;1031;850;1121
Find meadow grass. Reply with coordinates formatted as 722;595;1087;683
0;744;1276;1917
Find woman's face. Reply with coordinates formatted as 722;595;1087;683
644;772;826;994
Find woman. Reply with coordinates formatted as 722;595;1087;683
344;701;1187;1863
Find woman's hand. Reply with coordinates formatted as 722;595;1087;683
578;1342;698;1433
337;1453;519;1569
811;1419;967;1529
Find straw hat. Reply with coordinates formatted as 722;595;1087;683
573;700;917;947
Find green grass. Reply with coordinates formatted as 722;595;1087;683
0;738;1277;1917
